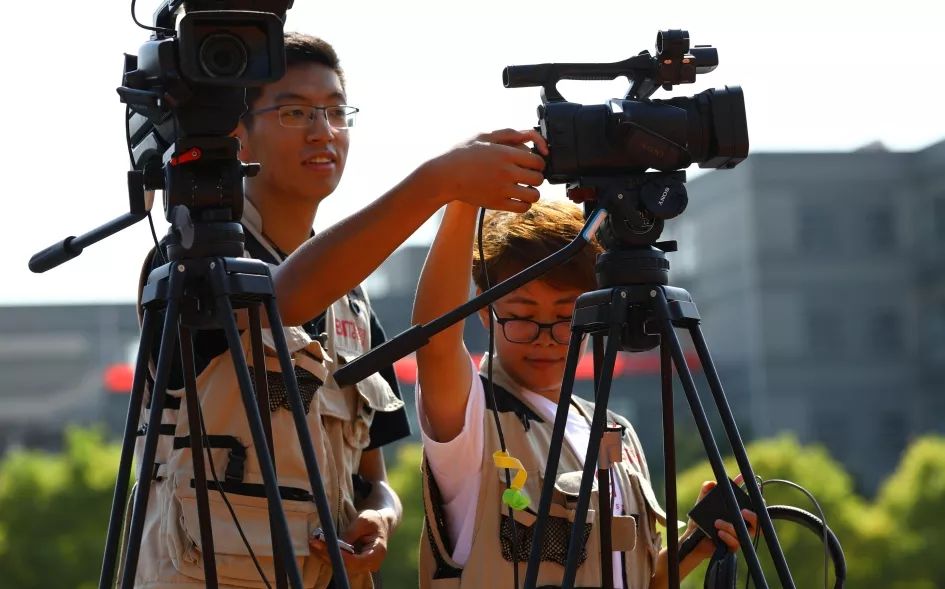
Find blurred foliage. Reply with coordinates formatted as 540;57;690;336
672;434;945;588
872;436;945;588
381;443;425;588
1;429;943;588
0;427;124;589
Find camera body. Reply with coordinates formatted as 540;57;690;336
120;1;291;235
539;87;748;184
505;30;749;249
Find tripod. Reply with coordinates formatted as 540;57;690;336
520;242;796;589
94;220;351;589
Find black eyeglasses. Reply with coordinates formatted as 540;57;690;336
491;310;572;344
246;104;359;129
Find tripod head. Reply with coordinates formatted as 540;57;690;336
29;0;291;272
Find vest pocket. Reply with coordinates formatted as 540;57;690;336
164;473;320;588
320;371;403;451
496;470;596;567
626;471;665;571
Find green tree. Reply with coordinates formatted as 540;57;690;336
382;443;425;588
872;436;945;589
674;435;883;588
0;427;123;589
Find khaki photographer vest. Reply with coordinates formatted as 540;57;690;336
131;269;402;588
419;359;666;589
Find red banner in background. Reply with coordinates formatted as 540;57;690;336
392;351;702;386
103;350;703;393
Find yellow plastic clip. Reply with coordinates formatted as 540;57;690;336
493;451;530;510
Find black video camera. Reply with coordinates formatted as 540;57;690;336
119;0;291;256
504;30;748;249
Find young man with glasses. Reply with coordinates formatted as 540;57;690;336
412;200;757;588
134;32;546;589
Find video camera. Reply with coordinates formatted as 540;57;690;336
119;0;291;256
504;29;748;249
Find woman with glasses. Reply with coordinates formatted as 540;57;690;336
412;200;756;588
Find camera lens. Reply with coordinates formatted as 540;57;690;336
198;33;248;79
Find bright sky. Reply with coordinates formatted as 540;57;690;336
2;0;942;305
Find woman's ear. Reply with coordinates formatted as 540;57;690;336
475;289;490;329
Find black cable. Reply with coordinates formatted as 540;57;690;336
759;478;831;589
477;207;519;588
148;215;167;265
131;0;176;34
197;399;273;589
127;101;167;265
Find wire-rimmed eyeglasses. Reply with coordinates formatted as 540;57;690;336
246;104;359;130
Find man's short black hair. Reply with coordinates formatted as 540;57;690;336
244;32;345;111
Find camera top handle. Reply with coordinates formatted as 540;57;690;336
503;29;718;101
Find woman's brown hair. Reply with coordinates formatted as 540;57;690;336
472;200;601;292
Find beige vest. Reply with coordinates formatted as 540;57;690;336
131;225;402;588
419;356;666;589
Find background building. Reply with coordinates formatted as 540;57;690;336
663;138;945;492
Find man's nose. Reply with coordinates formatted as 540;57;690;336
305;110;335;142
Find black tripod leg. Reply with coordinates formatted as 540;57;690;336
118;266;185;589
661;339;680;589
179;326;219;586
651;288;771;589
561;325;621;589
593;334;604;393
595;333;620;589
523;329;586;589
98;309;156;589
260;295;350;589
210;280;305;589
248;304;289;589
689;325;797;589
597;426;617;589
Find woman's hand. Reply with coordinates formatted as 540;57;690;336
680;474;759;561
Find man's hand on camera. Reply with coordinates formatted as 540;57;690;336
309;508;391;573
421;128;548;213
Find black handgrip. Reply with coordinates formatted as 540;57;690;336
333;325;430;387
678;528;706;562
29;236;82;273
504;57;653;89
503;64;555;88
503;63;629;88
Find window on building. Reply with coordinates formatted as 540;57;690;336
933;196;945;242
868;308;902;353
926;301;945;359
863;206;896;252
806;306;844;355
797;205;837;253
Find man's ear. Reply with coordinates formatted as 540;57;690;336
232;121;251;162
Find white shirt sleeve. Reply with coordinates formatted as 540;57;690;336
415;357;484;566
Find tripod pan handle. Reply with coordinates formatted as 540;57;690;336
29;236;82;273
